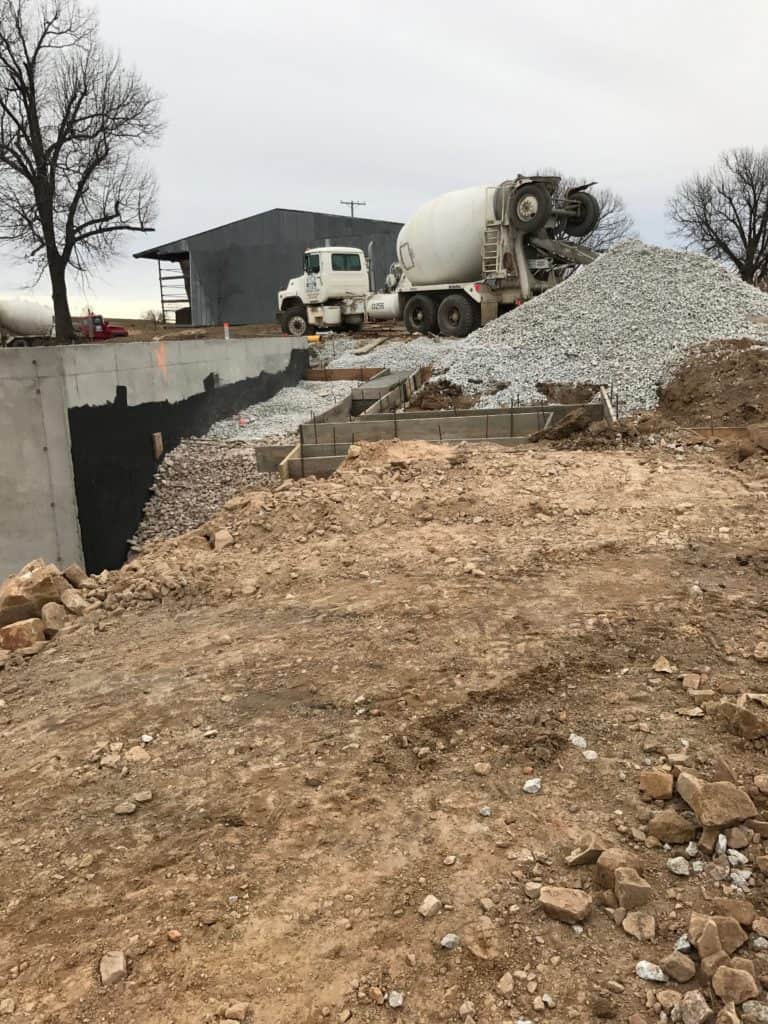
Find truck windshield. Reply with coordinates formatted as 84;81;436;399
304;253;320;274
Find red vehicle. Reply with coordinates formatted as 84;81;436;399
75;315;128;341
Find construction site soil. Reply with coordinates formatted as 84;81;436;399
658;339;768;427
4;417;768;1022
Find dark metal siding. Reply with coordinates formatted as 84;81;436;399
182;210;401;325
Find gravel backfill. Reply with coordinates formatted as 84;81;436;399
328;241;768;410
205;379;362;442
134;381;364;546
132;440;275;548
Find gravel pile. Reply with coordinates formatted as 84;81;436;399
205;380;361;442
132;439;275;547
329;241;768;410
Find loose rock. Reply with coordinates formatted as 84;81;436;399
679;990;713;1024
99;950;127;986
661;951;697;983
538;886;592;924
648;808;697;844
418;894;442;918
712;966;760;1005
639;769;674;800
635;960;667;983
614;867;652;910
622;911;656;941
225;1003;250;1022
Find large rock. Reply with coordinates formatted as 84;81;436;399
648;808;697;843
622;911;656;941
742;1002;768;1023
596;848;643;889
677;772;757;828
689;913;748;955
661;951;696;983
639;769;674;800
712;898;755;928
0;617;45;651
614;867;652;910
712;966;760;1005
539;886;592;924
99;950;127;986
60;588;89;616
62;563;89;588
565;832;608;866
721;702;768;741
0;562;68;627
41;602;69;638
679;990;713;1024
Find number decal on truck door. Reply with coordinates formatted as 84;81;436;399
399;242;415;270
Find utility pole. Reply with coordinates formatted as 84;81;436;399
340;200;367;218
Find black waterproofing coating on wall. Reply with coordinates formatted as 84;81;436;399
67;347;308;572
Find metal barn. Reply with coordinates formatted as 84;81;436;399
134;208;403;326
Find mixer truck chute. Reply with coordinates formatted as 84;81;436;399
277;175;600;339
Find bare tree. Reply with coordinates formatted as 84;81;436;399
0;0;163;341
668;147;768;285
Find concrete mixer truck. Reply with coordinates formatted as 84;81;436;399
0;299;53;344
277;175;600;339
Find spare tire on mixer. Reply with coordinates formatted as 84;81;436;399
565;190;600;237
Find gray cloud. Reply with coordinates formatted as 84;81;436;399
1;0;765;315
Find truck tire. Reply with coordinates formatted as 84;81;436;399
508;183;552;234
403;294;436;334
436;294;478;338
280;307;308;336
565;190;600;237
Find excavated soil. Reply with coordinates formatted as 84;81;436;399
3;441;768;1023
659;339;768;426
407;380;477;412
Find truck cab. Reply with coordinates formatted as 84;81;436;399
75;315;129;341
277;246;369;336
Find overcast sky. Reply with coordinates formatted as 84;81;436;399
1;0;766;317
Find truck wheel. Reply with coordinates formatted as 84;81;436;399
565;191;600;237
403;294;436;334
436;294;478;338
281;307;308;336
508;183;552;234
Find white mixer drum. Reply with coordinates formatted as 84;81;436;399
396;185;493;286
0;298;53;337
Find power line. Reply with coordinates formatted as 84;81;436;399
340;200;367;218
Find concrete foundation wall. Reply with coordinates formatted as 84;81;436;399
0;350;83;577
0;337;307;579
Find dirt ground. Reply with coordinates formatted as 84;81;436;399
658;339;768;426
407;379;477;412
3;433;768;1023
113;322;284;343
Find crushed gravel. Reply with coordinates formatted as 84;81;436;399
132;439;275;548
205;379;362;442
328;241;768;410
134;380;363;546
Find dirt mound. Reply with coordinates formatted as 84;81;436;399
535;382;600;404
4;442;768;1022
659;338;768;426
407;378;477;411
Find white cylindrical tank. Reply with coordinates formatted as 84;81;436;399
396;185;493;286
0;298;53;337
365;291;400;321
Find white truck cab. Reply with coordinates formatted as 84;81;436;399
277;246;369;336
